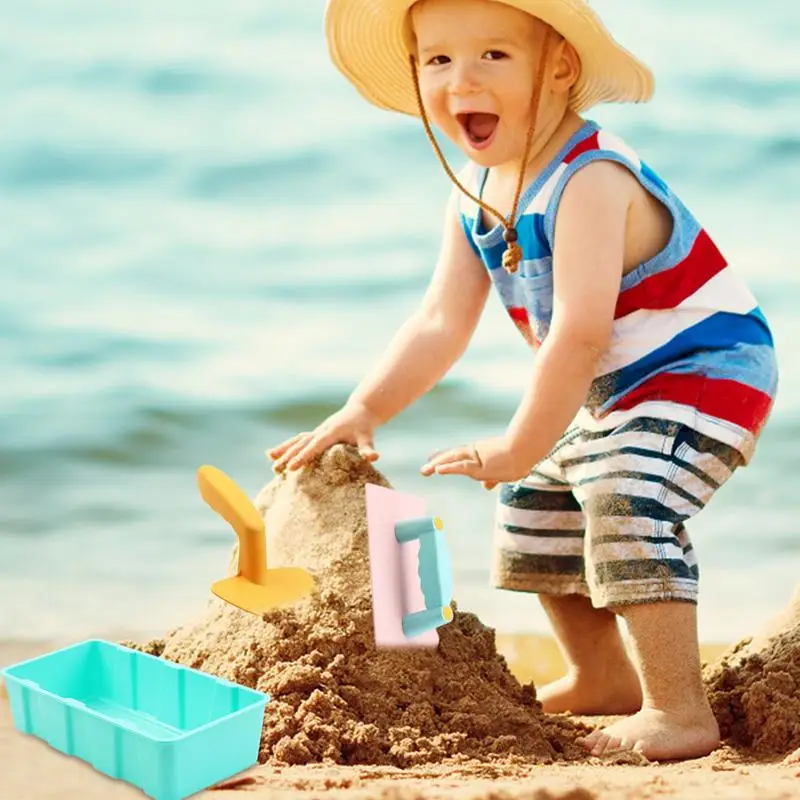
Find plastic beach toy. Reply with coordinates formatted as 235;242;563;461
197;465;316;614
365;483;454;648
1;640;268;800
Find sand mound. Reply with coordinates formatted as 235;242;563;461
138;445;587;767
704;584;800;758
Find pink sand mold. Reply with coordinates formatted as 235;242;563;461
365;483;454;648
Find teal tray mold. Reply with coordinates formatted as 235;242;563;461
1;639;269;799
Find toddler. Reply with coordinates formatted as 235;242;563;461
270;0;779;760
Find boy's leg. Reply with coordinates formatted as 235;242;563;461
566;422;744;759
491;460;641;714
579;599;719;759
537;593;642;714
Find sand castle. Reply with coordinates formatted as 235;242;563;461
132;445;799;767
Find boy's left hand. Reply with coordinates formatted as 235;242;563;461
420;436;529;490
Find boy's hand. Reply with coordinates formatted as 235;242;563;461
268;401;379;473
419;436;528;490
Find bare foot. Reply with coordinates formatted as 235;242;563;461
538;661;643;715
578;704;721;761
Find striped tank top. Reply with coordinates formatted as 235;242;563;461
456;120;778;463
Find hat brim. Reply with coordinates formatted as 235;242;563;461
326;0;654;115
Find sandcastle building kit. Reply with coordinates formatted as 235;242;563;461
2;446;798;799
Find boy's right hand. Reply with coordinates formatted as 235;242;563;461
268;401;380;473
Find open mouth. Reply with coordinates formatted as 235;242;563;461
456;112;499;150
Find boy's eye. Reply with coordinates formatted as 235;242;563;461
483;50;508;60
427;55;450;66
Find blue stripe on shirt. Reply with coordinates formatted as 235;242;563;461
597;310;774;399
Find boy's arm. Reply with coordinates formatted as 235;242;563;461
346;194;491;425
504;160;631;464
422;161;632;482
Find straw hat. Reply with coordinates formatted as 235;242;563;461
325;0;654;115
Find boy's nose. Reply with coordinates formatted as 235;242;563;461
448;64;481;97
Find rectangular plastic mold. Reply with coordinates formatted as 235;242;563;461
1;639;269;800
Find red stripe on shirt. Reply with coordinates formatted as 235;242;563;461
508;307;528;324
615;230;728;319
563;132;600;164
609;372;773;433
508;307;540;347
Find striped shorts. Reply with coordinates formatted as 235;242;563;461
491;418;744;607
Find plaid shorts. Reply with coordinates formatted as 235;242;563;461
491;417;744;607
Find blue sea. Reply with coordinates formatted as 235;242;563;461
1;0;798;645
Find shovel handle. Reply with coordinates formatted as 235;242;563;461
197;465;268;584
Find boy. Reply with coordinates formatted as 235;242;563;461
269;0;778;760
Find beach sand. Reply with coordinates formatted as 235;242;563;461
3;638;798;800
2;447;798;800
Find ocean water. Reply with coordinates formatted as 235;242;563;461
1;0;798;645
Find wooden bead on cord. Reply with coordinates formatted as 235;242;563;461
502;226;522;274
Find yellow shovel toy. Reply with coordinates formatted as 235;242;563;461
197;465;315;614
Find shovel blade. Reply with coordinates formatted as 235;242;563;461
212;568;315;615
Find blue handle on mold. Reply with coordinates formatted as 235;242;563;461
395;516;454;637
402;606;453;638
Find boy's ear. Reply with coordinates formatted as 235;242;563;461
551;38;581;94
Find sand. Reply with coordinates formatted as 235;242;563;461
2;445;799;799
134;446;588;767
704;584;800;758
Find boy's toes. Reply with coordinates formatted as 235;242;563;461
592;734;620;757
579;727;642;758
577;729;604;752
